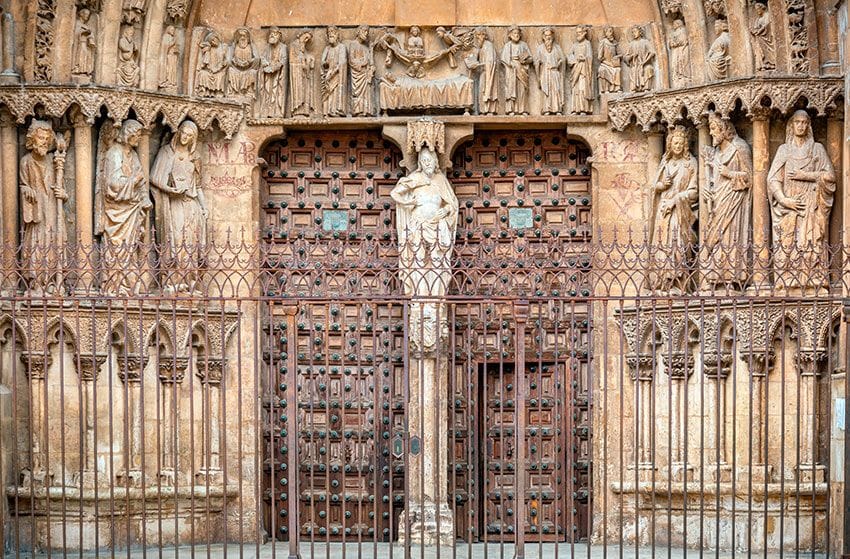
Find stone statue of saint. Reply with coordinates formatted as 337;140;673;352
195;30;227;97
500;25;532;116
535;27;565;116
95;119;151;295
622;25;654;92
597;26;621;93
465;26;498;115
750;2;776;72
668;19;691;87
19;120;69;294
116;25;141;87
71;8;96;82
158;25;180;92
566;25;593;114
321;26;347;117
257;27;287;118
706;19;731;81
227;27;258;97
647;125;698;293
391;146;458;298
347;25;375;116
290;29;316;117
701;113;752;289
151;120;208;293
767;110;836;287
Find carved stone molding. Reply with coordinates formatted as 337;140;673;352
78;355;107;382
0;85;245;139
608;77;844;131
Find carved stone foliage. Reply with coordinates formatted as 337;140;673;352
616;301;840;376
0;85;245;138
607;77;844;131
0;305;239;377
785;0;809;74
33;0;58;82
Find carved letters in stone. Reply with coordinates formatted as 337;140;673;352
767;110;835;287
289;29;316;117
72;8;96;82
647;126;698;293
706;19;731;81
256;28;287;118
668;19;691;87
465;27;498;114
227;28;258;98
117;25;141;87
347;25;374;116
151;120;208;293
622;26;654;93
597;26;621;93
701;113;752;289
534;27;565;115
501;26;532;115
20;120;69;295
566;25;593;115
158;25;180;92
195;30;227;97
750;2;776;72
321;26;347;117
95;119;151;295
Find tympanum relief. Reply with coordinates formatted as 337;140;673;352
347;25;375;116
750;2;776;73
597;26;622;93
622;26;654;93
706;19;731;81
566;25;593;114
195;30;227;97
72;7;96;83
535;27;565;115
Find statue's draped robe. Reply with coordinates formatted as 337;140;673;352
767;138;836;284
196;43;227;95
535;43;565;114
668;26;690;86
73;20;94;75
290;42;315;116
257;43;287;117
467;40;497;113
707;31;731;80
20;153;60;252
649;154;698;291
322;42;347;116
500;40;531;113
623;37;653;91
751;12;775;70
597;38;620;92
227;41;257;96
704;137;752;286
566;39;592;114
98;145;147;247
347;40;373;116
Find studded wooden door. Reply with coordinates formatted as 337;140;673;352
261;132;406;542
449;133;592;542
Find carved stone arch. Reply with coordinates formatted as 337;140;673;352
147;320;176;358
766;310;800;347
108;319;137;355
0;314;29;352
44;316;78;352
814;307;842;353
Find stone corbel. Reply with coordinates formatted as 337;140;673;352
21;353;52;380
196;357;225;385
798;348;828;377
382;119;473;171
158;357;188;384
664;351;694;379
626;353;655;382
117;355;144;383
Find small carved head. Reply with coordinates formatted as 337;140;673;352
25;120;55;157
708;112;735;145
714;18;728;34
630;25;643;39
78;8;91;21
541;27;555;46
575;25;589;41
787;109;812;142
175;120;199;152
327;26;339;44
508;25;522;42
672;18;684;30
357;25;369;42
417;148;438;177
117;119;144;148
666;125;690;158
123;24;136;39
164;24;176;37
234;27;251;47
435;26;447;37
297;29;312;47
267;27;282;44
754;1;767;15
473;26;488;46
205;30;221;47
409;25;421;37
604;26;615;40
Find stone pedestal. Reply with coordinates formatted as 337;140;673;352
399;501;454;547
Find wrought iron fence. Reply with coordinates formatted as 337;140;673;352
0;236;846;558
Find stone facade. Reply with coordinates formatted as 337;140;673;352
0;0;847;555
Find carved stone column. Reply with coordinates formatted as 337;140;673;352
22;354;52;486
703;351;732;481
195;358;224;485
748;350;773;482
645;128;665;240
117;356;144;487
797;350;826;482
750;108;771;287
158;357;187;486
826;106;843;264
665;351;693;480
78;355;105;488
626;354;655;480
138;127;154;291
71;109;95;291
0;110;17;292
697;121;710;288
